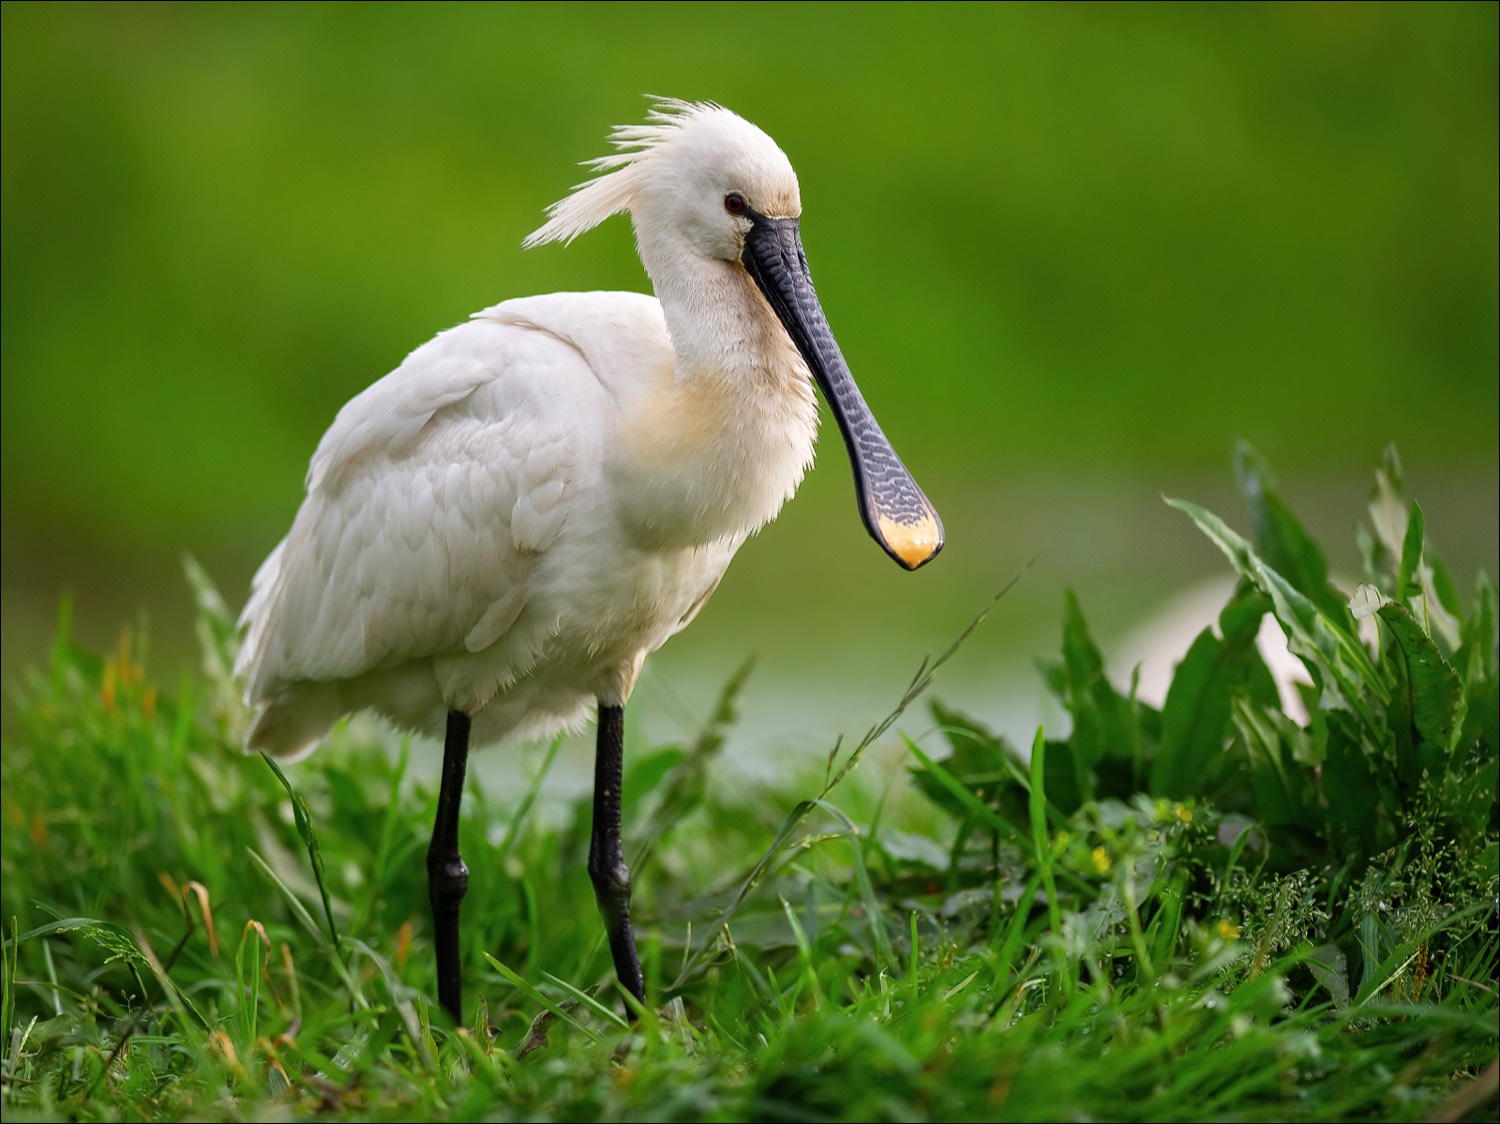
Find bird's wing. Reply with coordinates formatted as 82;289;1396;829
238;310;623;702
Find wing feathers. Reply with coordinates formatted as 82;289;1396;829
239;315;603;705
237;291;676;757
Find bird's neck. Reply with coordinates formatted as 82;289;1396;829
612;251;819;550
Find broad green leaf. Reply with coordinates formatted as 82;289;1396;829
1397;501;1425;606
1396;501;1463;652
917;700;1029;824
1152;589;1270;799
1377;601;1466;772
1153;628;1227;798
875;827;951;871
1361;451;1461;652
1230;697;1317;830
928;697;1003;754
1233;443;1349;623
1047;590;1144;797
904;738;1033;855
1039;738;1087;815
1167;498;1386;734
1320;716;1389;856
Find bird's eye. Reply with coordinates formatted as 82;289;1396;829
724;192;747;215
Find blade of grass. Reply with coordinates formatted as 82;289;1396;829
260;754;342;954
482;953;604;1042
245;849;366;1010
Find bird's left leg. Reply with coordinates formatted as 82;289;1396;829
588;703;647;1009
428;710;471;1023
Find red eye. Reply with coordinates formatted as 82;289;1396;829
724;192;746;215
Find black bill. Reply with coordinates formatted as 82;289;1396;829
742;212;943;570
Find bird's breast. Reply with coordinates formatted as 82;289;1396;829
610;368;818;552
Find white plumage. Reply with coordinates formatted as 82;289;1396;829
235;100;940;1018
240;107;815;752
239;288;811;756
239;100;938;759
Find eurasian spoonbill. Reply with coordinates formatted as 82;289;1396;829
237;99;943;1022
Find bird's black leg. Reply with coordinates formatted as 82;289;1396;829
589;703;646;1010
428;710;471;1023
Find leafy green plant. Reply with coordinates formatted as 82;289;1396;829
910;443;1496;1014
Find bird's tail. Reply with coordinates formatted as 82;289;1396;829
244;681;344;761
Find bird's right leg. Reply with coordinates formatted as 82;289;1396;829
588;703;647;1010
427;710;471;1023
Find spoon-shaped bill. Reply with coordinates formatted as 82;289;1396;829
742;215;943;570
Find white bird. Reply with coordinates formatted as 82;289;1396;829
236;99;942;1022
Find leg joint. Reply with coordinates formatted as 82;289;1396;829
428;852;470;904
588;853;632;908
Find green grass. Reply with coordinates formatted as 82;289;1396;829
3;446;1496;1122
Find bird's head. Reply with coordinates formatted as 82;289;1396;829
525;99;801;263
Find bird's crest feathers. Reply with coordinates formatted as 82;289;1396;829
524;99;744;249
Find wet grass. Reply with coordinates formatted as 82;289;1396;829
3;447;1496;1121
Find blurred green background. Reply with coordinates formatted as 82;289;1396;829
3;2;1496;752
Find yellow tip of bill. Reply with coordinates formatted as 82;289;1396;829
877;509;944;571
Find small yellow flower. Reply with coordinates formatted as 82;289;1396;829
1175;804;1193;823
1216;918;1241;940
1091;846;1111;874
